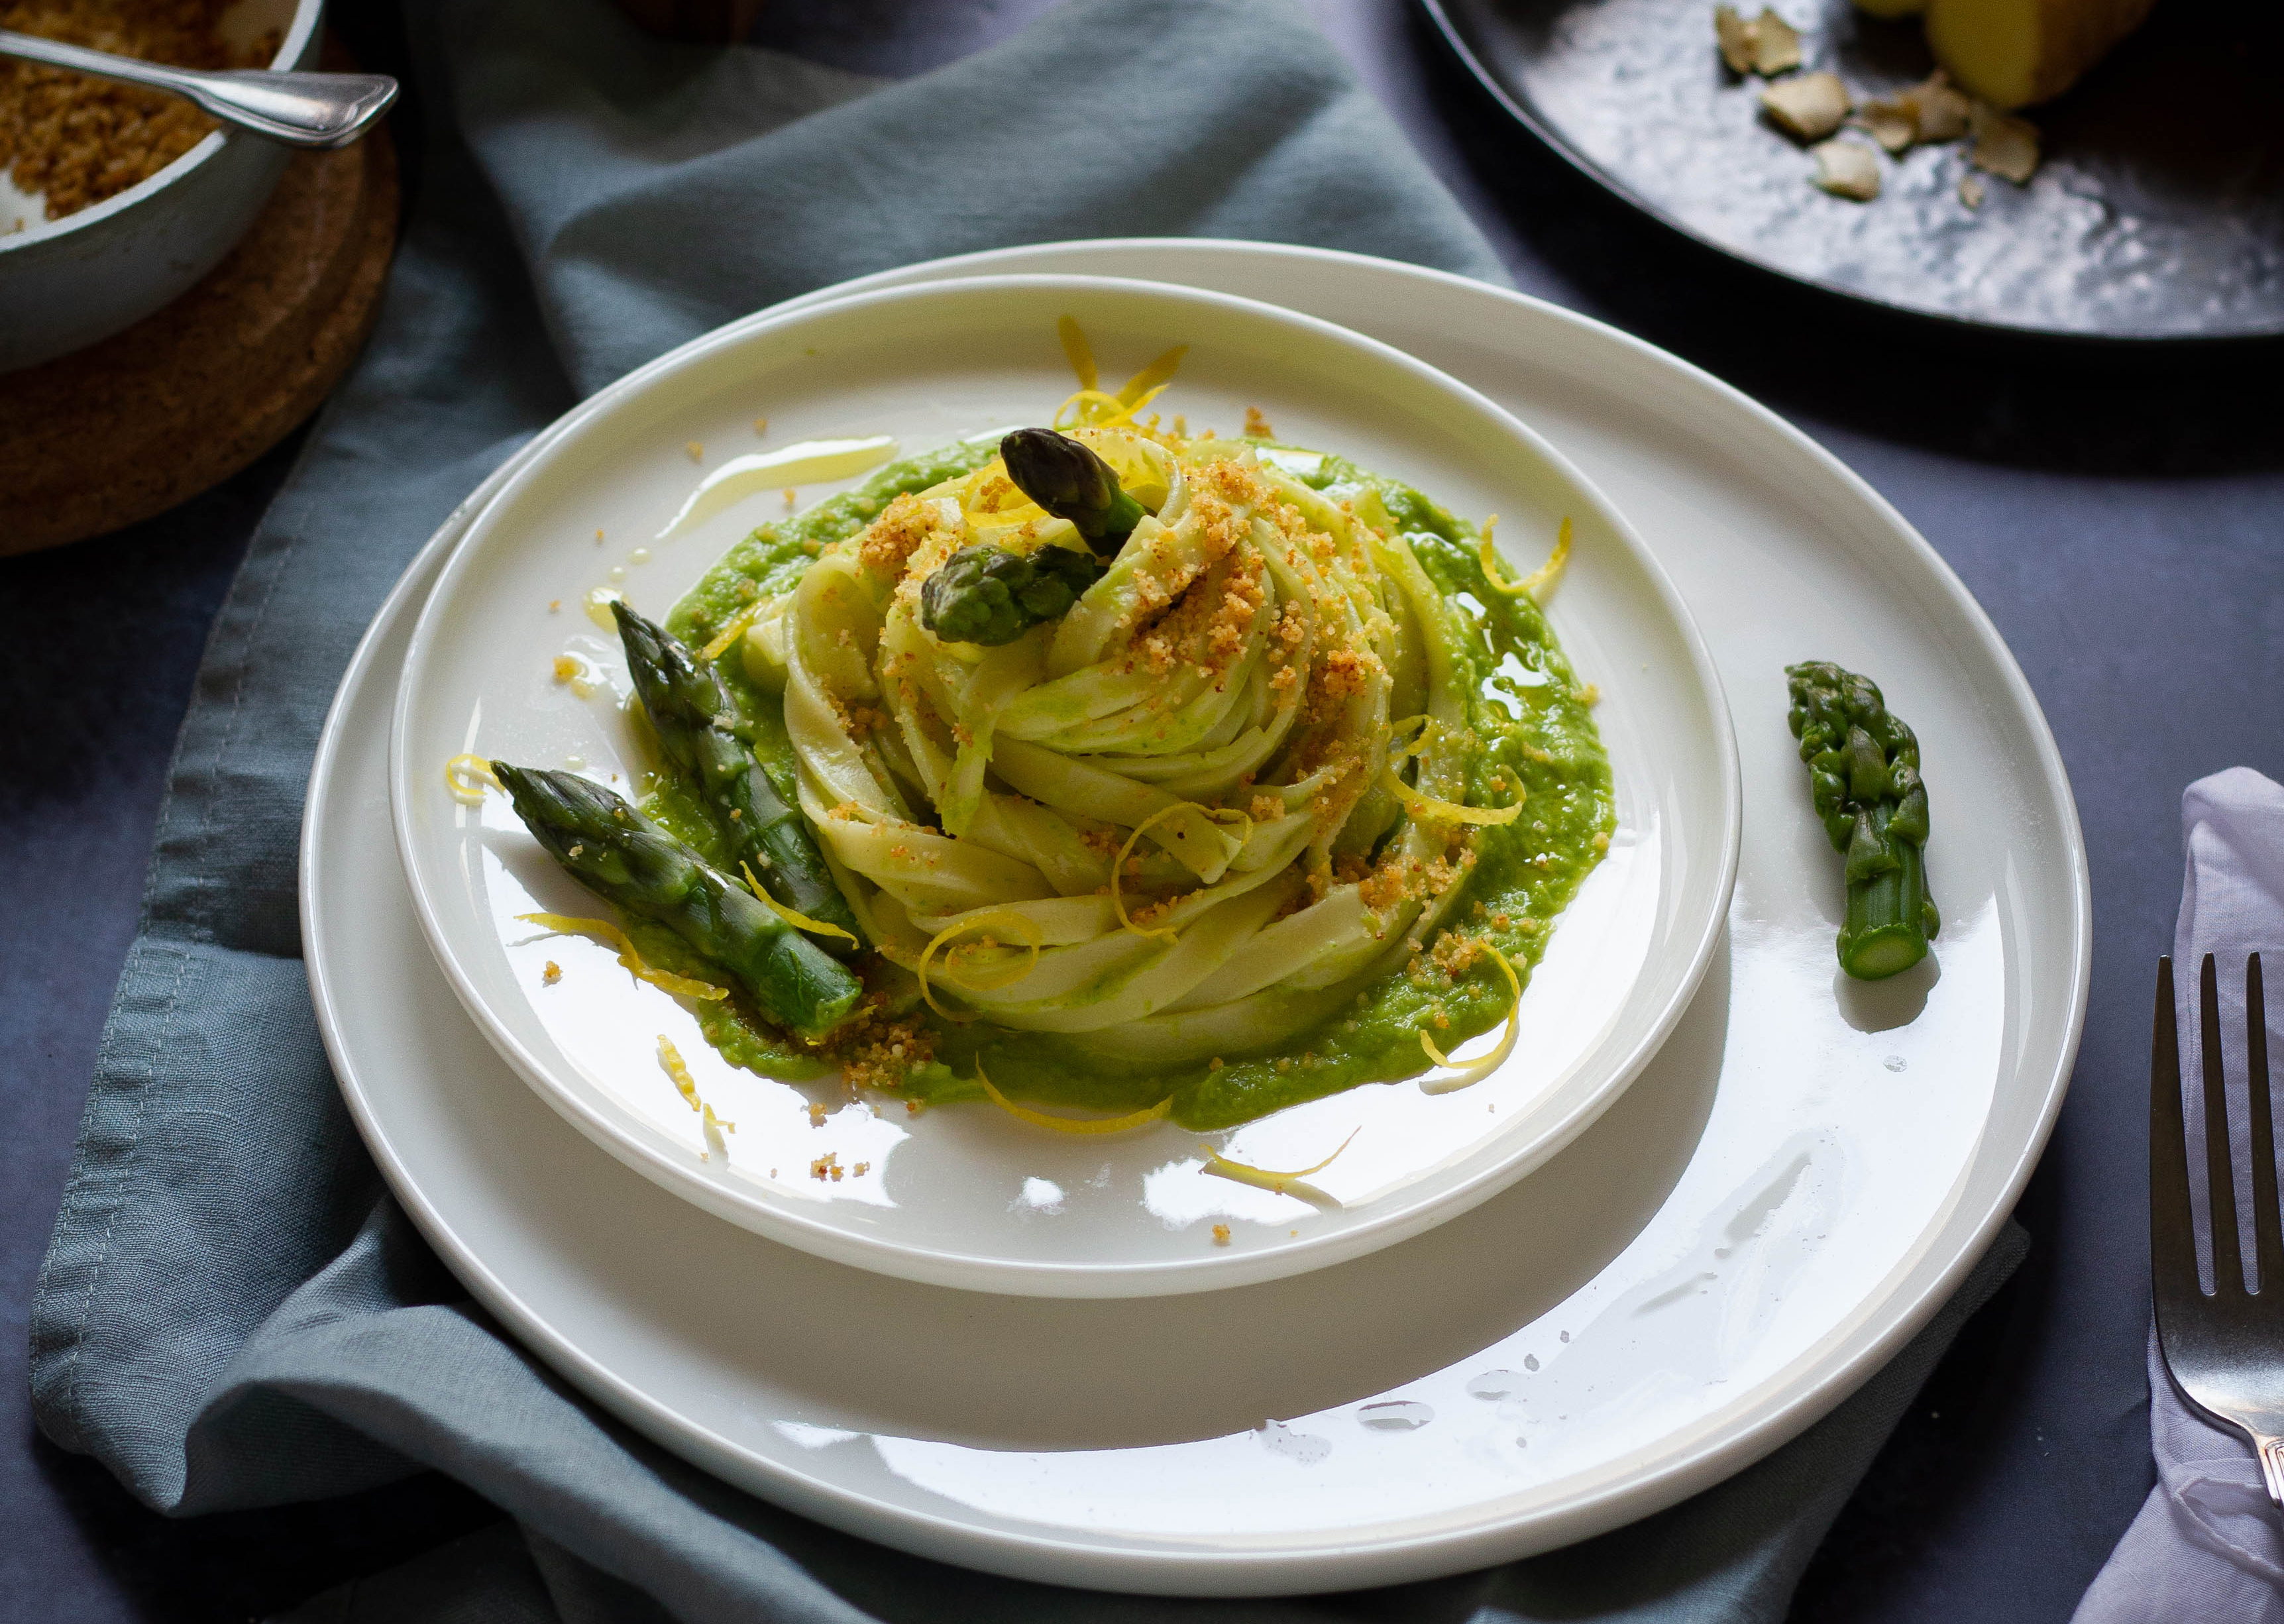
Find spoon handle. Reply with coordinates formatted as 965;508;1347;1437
0;28;396;150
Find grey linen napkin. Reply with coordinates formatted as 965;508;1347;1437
2076;767;2284;1624
28;1;2024;1617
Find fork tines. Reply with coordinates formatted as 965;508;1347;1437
2152;953;2284;1509
2153;954;2277;1302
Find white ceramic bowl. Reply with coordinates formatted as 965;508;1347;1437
388;273;1741;1299
0;0;323;371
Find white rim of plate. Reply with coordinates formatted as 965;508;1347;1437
385;270;1741;1299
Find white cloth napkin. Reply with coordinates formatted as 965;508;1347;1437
2077;767;2284;1623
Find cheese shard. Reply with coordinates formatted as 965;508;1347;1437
1715;5;1757;72
1924;0;2155;109
1763;72;1852;142
1908;71;1973;140
1852;70;1971;153
1748;9;1804;73
1968;103;2041;183
1714;5;1804;75
1810;139;1884;200
1852;97;1918;152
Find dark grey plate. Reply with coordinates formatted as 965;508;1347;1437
1424;0;2284;341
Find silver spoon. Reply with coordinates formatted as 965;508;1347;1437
0;28;396;150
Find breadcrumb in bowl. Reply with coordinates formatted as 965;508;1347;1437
0;0;327;372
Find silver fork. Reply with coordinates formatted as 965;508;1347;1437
2152;952;2284;1506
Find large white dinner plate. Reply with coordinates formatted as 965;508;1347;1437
308;241;2088;1596
388;273;1737;1298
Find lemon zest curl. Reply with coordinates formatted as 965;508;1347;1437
975;1057;1171;1135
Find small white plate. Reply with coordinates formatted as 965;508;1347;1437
388;274;1739;1299
313;241;2087;1595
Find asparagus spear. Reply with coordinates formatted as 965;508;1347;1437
492;763;861;1039
999;427;1147;547
1785;661;1939;980
919;541;1105;646
612;601;863;950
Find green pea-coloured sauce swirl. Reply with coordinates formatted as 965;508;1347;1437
639;439;1615;1130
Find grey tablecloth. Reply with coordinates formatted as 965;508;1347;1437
27;1;2022;1617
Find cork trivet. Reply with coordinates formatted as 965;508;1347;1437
1;121;398;556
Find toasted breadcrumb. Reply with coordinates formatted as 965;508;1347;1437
542;961;561;985
0;0;278;221
1211;1223;1232;1246
1243;406;1274;438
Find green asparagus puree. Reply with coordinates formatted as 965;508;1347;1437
492;765;863;1040
653;438;1615;1130
1785;661;1938;980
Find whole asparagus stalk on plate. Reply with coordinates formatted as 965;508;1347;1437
612;601;863;949
492;763;861;1039
1785;661;1939;980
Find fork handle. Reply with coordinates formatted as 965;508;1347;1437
0;29;396;149
2257;1436;2284;1509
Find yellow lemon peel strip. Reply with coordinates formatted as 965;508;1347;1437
1052;385;1169;433
657;1035;703;1111
1481;515;1573;602
1057;314;1098;394
1419;946;1522;1093
917;910;1043;1022
1384;767;1523;827
1111;802;1252;943
699;598;767;662
699;1101;735;1161
1520;517;1574;602
445;753;500;805
517;913;730;1001
1201;1128;1358;1207
1477;516;1521;595
1116;345;1187;406
659;1036;737;1162
976;1057;1172;1136
742;861;860;946
1386;715;1434;758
